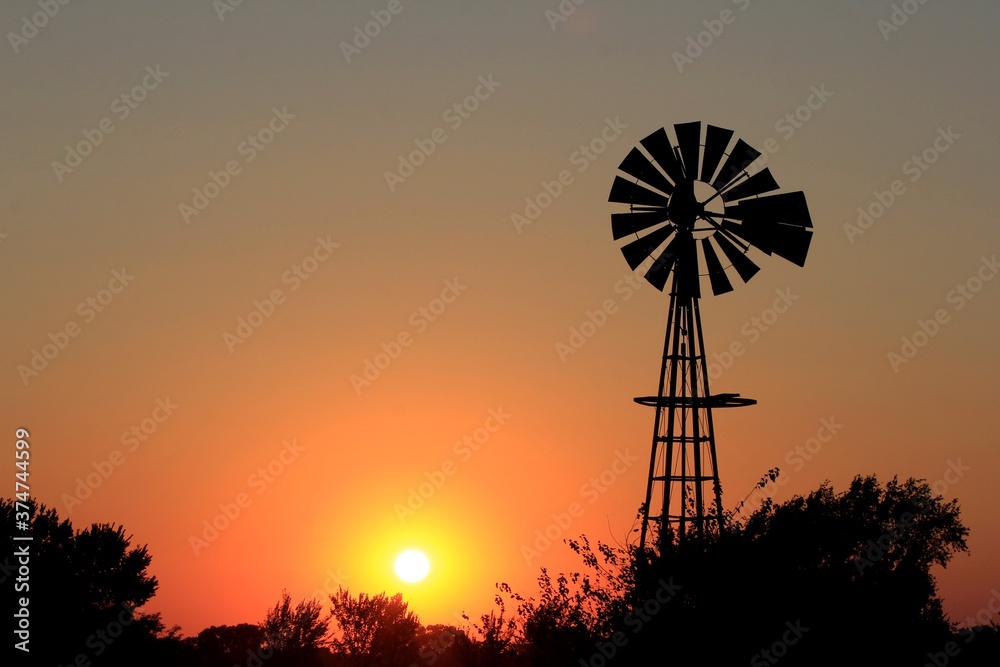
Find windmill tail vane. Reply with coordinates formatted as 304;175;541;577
608;121;812;552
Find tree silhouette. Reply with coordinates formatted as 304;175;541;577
626;475;969;664
489;475;982;665
416;624;476;667
1;498;168;666
262;590;329;650
463;591;519;667
256;591;330;666
328;587;422;666
190;623;266;666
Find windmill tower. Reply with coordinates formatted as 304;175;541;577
608;122;813;551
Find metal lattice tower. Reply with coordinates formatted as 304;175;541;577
607;122;813;551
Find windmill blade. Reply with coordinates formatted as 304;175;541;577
722;205;743;220
713;232;761;284
608;176;671;207
618;147;675;195
611;211;670;240
645;233;685;291
621;224;675;270
675;235;701;299
720;168;780;203
711;139;762;191
771;226;813;267
639;128;686;184
701;238;734;295
674;121;701;180
701;125;734;183
723;219;773;255
735;191;812;228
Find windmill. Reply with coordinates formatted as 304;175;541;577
608;121;812;551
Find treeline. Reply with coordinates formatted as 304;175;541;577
3;474;1000;666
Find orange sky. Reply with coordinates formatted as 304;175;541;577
2;1;999;635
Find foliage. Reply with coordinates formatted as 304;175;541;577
0;498;166;665
416;624;477;667
484;474;977;665
328;587;422;666
190;623;266;666
462;590;519;666
261;590;329;652
631;474;971;664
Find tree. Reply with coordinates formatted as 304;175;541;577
416;624;476;667
1;498;165;666
328;587;422;666
489;537;633;666
464;594;519;667
627;474;971;664
261;590;329;651
256;591;330;666
497;475;979;666
192;623;266;666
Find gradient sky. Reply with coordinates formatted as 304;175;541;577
3;0;999;635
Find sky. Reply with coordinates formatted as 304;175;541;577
2;0;999;636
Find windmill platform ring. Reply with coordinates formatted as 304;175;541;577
633;393;757;408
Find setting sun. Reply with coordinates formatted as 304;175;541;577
394;549;430;583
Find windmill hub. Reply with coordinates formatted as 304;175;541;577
667;181;702;231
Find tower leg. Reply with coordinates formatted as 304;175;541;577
638;286;726;552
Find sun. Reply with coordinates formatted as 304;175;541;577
394;549;430;583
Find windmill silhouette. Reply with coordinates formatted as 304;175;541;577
608;122;813;551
